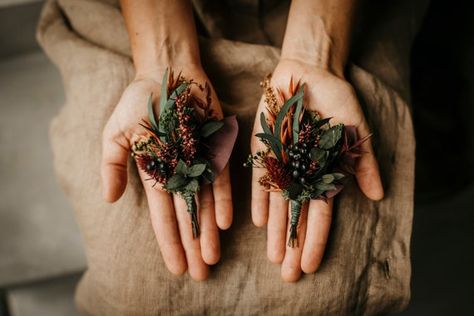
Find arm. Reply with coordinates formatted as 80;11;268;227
120;0;201;80
251;0;383;282
101;0;233;281
280;0;359;77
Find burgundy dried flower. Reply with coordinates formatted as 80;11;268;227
263;156;292;190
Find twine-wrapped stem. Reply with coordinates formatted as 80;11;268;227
288;199;302;247
183;193;200;238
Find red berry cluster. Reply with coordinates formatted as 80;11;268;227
176;92;198;164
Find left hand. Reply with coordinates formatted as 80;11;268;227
101;66;233;280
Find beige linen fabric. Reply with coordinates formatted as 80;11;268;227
37;0;427;314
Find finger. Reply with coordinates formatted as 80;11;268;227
281;202;308;282
301;199;333;274
173;194;209;281
198;184;221;265
355;124;384;201
212;164;233;230
251;103;270;227
266;193;288;263
139;170;187;276
101;128;129;202
251;167;269;226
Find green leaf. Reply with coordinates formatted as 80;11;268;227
333;173;345;180
184;179;199;193
147;94;159;133
187;164;207;177
292;94;304;144
159;81;189;135
165;174;188;190
201;120;224;137
319;124;344;149
260;112;272;135
310;148;327;162
166;82;189;109
159;68;169;118
322;174;335;184
274;86;304;140
175;160;188;175
139;122;166;137
255;133;283;161
315;182;336;191
157;69;170;138
310;189;325;199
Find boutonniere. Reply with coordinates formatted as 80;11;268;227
246;75;369;247
132;68;238;238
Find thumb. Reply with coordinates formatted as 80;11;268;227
355;124;384;201
101;126;129;202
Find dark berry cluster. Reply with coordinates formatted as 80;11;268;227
287;142;311;185
145;157;167;176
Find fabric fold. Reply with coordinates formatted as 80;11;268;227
36;0;424;314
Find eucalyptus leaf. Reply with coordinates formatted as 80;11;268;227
159;82;189;135
274;86;304;140
147;94;159;133
187;164;207;177
319;124;344;149
184;179;199;193
310;148;327;162
201;120;224;137
333;173;345;180
322;174;335;184
315;182;336;191
167;82;189;108
292;96;304;144
159;68;169;118
260;112;272;135
175;160;188;175
139;122;166;137
310;189;325;199
165;174;188;190
255;133;283;161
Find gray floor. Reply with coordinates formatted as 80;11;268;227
0;52;86;315
0;52;86;287
7;275;80;316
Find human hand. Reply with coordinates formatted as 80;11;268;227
101;66;233;280
251;58;384;282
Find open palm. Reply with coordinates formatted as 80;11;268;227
101;67;233;281
251;59;384;282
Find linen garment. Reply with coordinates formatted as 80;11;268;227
37;0;428;314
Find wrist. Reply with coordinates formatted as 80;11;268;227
281;16;345;78
134;62;203;84
121;0;202;80
133;40;201;80
280;0;358;79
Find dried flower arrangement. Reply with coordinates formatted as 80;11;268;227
245;75;370;247
132;68;238;238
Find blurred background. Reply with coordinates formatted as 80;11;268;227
0;0;472;315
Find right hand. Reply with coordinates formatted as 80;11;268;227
101;66;233;280
250;59;384;282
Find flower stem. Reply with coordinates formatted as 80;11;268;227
288;199;302;247
183;193;200;238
